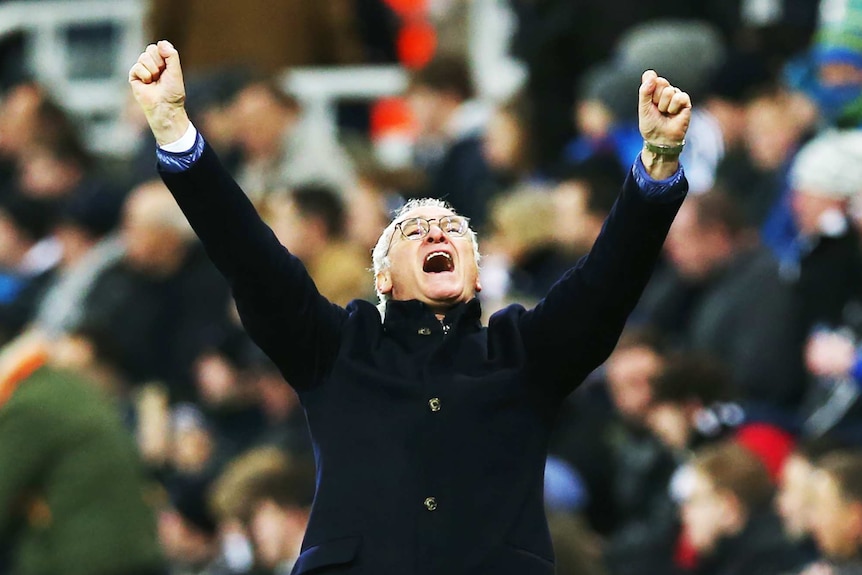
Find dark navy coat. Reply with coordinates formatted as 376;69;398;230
160;143;686;575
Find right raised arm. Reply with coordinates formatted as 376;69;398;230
129;41;347;389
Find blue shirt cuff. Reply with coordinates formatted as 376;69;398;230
156;131;205;173
631;154;687;202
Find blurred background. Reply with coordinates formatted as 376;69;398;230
4;0;862;574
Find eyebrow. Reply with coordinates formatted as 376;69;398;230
396;214;455;223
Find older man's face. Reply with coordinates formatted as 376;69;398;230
377;205;480;313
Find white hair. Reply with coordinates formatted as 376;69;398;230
371;198;481;316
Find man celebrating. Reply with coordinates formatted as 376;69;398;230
130;41;691;575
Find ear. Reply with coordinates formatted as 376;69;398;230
474;276;482;293
848;501;862;538
376;269;392;295
720;492;745;534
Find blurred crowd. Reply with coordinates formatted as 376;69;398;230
5;0;862;574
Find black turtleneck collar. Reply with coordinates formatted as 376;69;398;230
382;298;483;334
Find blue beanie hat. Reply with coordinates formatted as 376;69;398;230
815;0;862;68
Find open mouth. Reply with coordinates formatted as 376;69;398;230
423;251;454;273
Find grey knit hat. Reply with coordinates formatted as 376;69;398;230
790;130;862;199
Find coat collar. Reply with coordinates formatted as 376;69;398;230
382;298;483;335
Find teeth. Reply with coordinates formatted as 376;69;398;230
425;252;452;262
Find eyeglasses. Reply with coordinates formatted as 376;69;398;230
394;215;470;241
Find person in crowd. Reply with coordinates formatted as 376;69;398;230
264;184;372;306
775;438;847;566
802;451;862;574
159;472;231;575
14;106;94;203
0;330;165;575
81;178;232;402
482;185;567;308
645;352;740;455
232;459;316;574
32;181;125;337
407;53;496;230
0;81;45;182
230;78;355;201
678;440;811;575
250;353;312;458
481;156;620;313
763;0;862;262
191;327;269;467
782;130;862;334
550;327;678;574
550;156;625;260
801;0;862;130
0;193;60;342
130;39;690;574
482;95;541;195
636;190;806;417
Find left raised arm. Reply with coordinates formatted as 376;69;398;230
519;71;691;395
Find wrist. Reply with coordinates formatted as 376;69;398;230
640;148;680;180
146;104;191;147
643;139;685;156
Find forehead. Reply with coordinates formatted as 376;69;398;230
397;205;456;223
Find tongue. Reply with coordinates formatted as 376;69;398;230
424;254;452;273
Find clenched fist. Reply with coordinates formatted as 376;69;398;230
128;40;190;146
637;70;692;179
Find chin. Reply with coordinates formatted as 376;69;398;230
422;276;464;298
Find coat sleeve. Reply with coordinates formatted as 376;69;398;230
518;167;686;398
159;143;347;390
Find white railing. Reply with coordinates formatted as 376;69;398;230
280;66;408;137
0;0;525;159
0;1;413;157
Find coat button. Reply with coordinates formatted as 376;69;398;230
428;397;441;412
417;327;432;336
424;497;437;511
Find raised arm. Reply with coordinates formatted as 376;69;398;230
519;71;691;396
129;41;346;389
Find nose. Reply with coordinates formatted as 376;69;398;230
424;223;449;243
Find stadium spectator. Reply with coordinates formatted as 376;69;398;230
783;130;862;334
678;440;811;575
232;459;316;574
552;327;678;575
81;179;232;402
775;439;846;565
264;184;372;306
407;53;495;229
230;79;355;201
0;193;59;342
159;472;231;575
33;181;125;336
645;352;740;454
637;190;806;415
803;451;862;574
0;330;166;575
